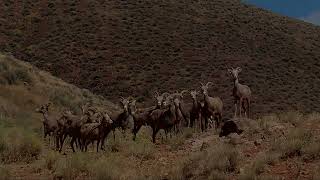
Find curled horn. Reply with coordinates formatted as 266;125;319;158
200;82;204;87
119;96;125;103
162;92;170;98
180;90;189;97
206;82;213;87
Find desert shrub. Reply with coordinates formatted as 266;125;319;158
0;60;33;85
271;128;312;159
302;139;320;160
305;112;320;122
278;111;304;126
0;165;11;180
0;126;42;163
54;153;92;180
182;142;239;179
43;151;60;170
248;152;279;176
168;134;185;151
124;138;155;160
90;155;137;180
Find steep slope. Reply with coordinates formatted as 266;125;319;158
0;53;117;130
1;0;320;115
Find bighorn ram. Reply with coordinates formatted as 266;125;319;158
200;82;223;130
228;67;252;118
154;91;170;109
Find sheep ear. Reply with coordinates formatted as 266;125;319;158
236;67;242;73
228;69;232;74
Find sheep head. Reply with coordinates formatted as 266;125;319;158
120;97;130;112
154;91;170;108
190;90;199;100
200;82;213;96
35;103;51;114
228;67;242;81
128;98;137;115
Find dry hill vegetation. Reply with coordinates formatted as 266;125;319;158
1;0;320;115
0;54;320;180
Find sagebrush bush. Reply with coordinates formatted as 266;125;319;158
0;127;42;163
0;165;11;180
271;128;312;159
182;142;239;179
124;138;155;160
54;153;92;180
278;111;304;126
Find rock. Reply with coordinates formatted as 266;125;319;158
228;133;243;145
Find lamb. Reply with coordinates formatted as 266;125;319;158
200;82;223;130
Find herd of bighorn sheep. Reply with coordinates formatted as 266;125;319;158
36;67;252;152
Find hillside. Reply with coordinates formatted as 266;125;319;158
0;53;117;130
1;0;320;115
0;54;319;180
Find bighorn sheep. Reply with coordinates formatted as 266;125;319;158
171;90;192;128
148;95;177;143
80;112;113;152
128;98;155;141
190;90;202;130
35;103;60;150
228;67;252;118
154;91;170;109
108;97;133;140
200;82;223;130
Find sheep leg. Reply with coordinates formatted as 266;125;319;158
152;127;159;143
234;101;238;118
59;133;68;153
112;129;116;141
132;124;142;141
70;137;76;153
239;98;243;118
247;99;251;119
96;140;100;153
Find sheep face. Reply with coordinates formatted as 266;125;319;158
35;104;50;114
190;90;198;100
228;67;242;81
120;98;130;112
200;82;213;96
128;99;137;115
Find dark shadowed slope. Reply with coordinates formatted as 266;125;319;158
1;0;320;115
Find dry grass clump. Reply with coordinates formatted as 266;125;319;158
0;125;42;163
181;142;239;179
0;165;11;180
0;57;33;85
270;128;312;159
278;111;304;126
